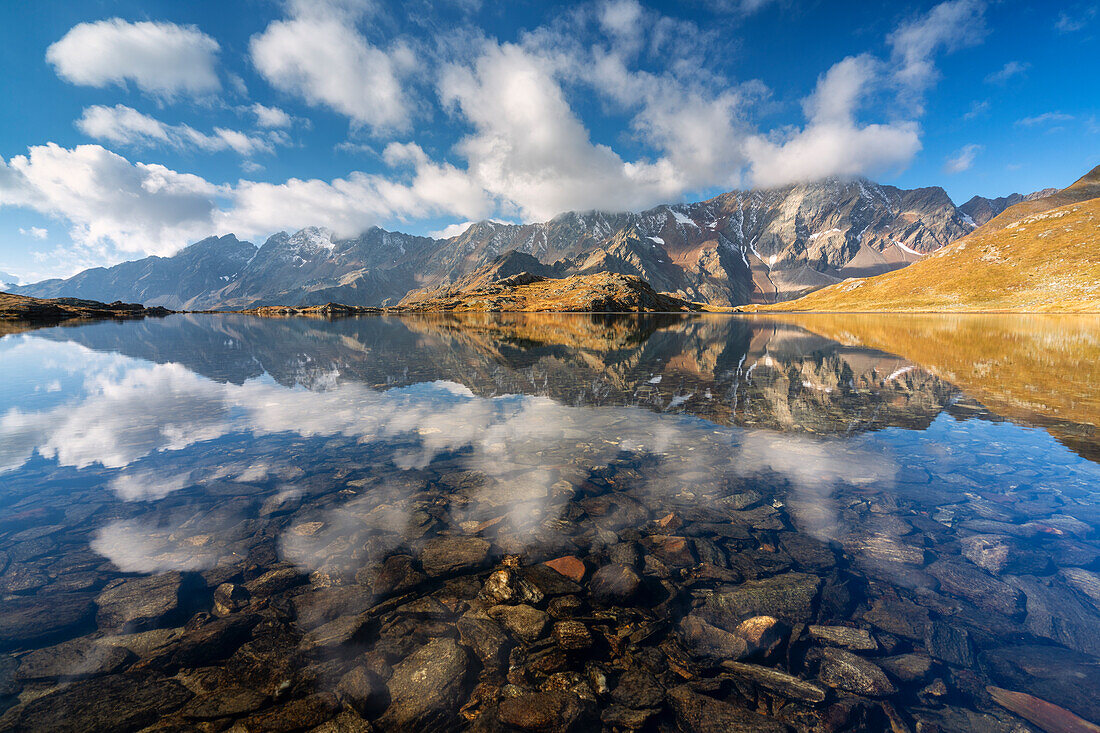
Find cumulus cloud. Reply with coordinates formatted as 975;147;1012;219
223;142;491;237
440;41;682;219
5;0;990;263
943;143;982;174
963;99;990;120
0;140;495;260
47;19;221;99
250;2;414;132
77;105;277;157
744;55;921;187
18;226;48;239
0;143;225;258
429;221;476;239
251;103;293;128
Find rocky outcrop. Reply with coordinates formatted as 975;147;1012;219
396;271;702;313
0;292;172;322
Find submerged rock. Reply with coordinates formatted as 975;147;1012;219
489;604;550;643
679;614;748;662
721;662;827;704
15;638;134;681
5;672;192;732
419;536;491;577
378;638;469;731
611;668;665;710
667;685;790;732
700;573;821;629
95;572;182;630
818;648;896;697
808;624;877;651
497;690;593;732
552;620;593;651
0;593;94;647
457;613;511;670
588;564;641;606
212;582;250;616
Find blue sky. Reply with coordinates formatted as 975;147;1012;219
0;0;1097;282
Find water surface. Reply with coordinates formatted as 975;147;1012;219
0;313;1098;731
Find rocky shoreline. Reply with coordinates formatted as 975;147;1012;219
0;292;173;323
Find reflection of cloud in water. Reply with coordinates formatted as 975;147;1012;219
8;339;897;575
109;469;194;501
739;432;897;541
92;518;226;573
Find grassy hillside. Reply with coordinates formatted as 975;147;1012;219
752;166;1100;313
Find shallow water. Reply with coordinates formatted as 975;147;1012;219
0;312;1098;731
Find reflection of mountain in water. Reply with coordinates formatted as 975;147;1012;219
35;312;957;439
778;314;1100;462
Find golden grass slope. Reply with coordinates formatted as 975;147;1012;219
752;189;1100;313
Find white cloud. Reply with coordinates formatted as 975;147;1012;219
18;226;48;240
985;60;1029;85
429;221;476;239
223;142;491;238
943;143;982;174
699;0;780;13
0;143;224;258
0;141;494;263
1016;112;1075;127
251;103;293;128
76;105;277;157
888;0;986;107
46;19;221;99
2;1;994;266
598;0;645;53
1056;7;1097;33
744;55;921;188
440;41;681;219
582;50;756;194
963;99;990;120
250;3;413;132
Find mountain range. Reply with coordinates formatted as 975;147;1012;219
10;177;1054;309
759;164;1100;312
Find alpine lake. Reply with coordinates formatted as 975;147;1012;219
0;312;1098;732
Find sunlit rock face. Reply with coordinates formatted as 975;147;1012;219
1;313;1099;731
13;176;978;309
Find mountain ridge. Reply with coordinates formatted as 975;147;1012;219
13;175;1008;309
751;165;1100;313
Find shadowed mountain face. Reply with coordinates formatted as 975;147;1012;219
13;176;979;309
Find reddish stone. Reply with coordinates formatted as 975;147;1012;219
656;512;682;531
652;536;696;567
543;556;587;582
